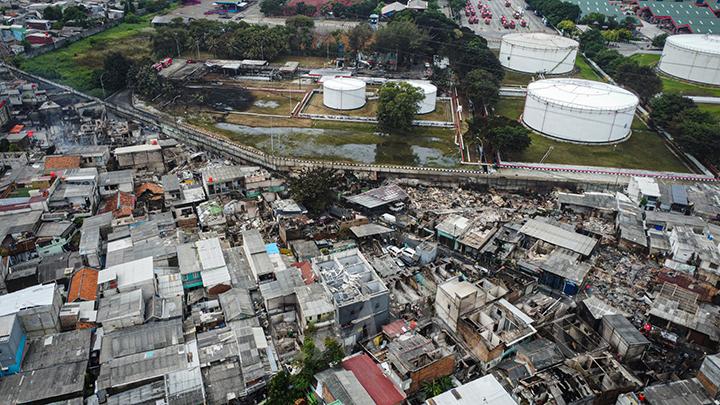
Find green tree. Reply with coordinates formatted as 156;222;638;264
557;19;577;35
266;370;297;405
286;15;315;53
579;28;606;58
423;376;453;398
42;6;63;21
348;22;373;56
0;139;9;153
101;52;134;93
613;60;662;103
62;5;89;27
260;0;286;16
463;68;500;112
670;108;720;165
377;81;424;132
289;167;339;214
320;338;345;369
484;124;531;155
152;27;189;57
649;93;696;128
652;33;668;48
374;20;428;67
450;37;503;80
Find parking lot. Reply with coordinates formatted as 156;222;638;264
459;0;554;44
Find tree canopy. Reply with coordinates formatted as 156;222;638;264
463;68;500;112
289;168;340;214
376;81;424;132
649;93;696;128
526;0;581;26
374;20;428;67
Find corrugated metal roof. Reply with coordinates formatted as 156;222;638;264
519;218;597;256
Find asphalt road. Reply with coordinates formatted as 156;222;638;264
458;0;553;45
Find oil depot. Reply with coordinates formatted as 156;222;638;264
658;34;720;86
523;78;639;144
499;33;579;75
407;81;438;114
322;78;367;110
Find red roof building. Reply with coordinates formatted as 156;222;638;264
68;268;99;302
292;261;315;285
99;191;136;219
44;155;81;173
342;353;406;405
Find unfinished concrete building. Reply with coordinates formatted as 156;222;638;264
385;333;455;394
649;282;720;347
313;248;390;348
457;299;536;371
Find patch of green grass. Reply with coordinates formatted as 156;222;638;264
628;53;660;67
512;118;688;172
19;15;155;97
494;97;525;120
502;70;535;86
698;104;720;120
574;55;603;81
660;75;720;98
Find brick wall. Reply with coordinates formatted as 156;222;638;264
407;354;456;394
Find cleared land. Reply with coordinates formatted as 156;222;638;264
302;93;453;122
494;97;689;172
628;53;720;97
19;15;155;97
243;90;299;115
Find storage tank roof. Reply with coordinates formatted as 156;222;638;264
528;78;638;111
324;78;366;91
502;32;578;49
666;34;720;55
407;81;437;94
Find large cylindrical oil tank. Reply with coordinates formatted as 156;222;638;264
408;81;438;114
323;78;366;110
658;34;720;86
499;33;579;75
523;78;638;144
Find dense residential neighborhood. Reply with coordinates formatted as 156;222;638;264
0;0;719;403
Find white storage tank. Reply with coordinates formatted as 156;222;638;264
499;33;579;74
323;78;366;110
659;34;720;86
523;78;638;144
408;81;437;114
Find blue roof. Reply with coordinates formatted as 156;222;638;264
265;243;280;255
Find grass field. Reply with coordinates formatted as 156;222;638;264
501;55;602;86
628;53;660;67
494;97;525;120
19;15;155;97
494;97;688;172
699;104;720;120
574;55;603;81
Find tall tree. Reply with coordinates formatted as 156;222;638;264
463;68;500;112
288;168;339;214
486;125;531;156
260;0;286;16
348;22;373;56
101;52;134;94
286;15;315;53
374;20;428;67
266;370;297;405
613;60;662;103
376;81;424;132
649;93;696;128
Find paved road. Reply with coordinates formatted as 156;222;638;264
458;0;554;45
169;0;359;33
